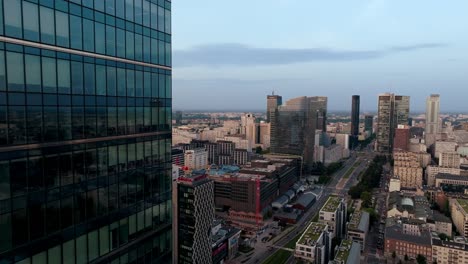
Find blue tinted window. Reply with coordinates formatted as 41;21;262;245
23;2;40;41
126;32;135;60
150;3;157;29
84;63;96;95
142;1;150;27
25;55;42;93
106;0;116;16
125;0;134;21
56;11;70;47
40;7;55;44
106;25;116;56
135;0;143;24
117;68;126;96
7;52;25;92
95;0;105;12
116;0;125;18
71;61;83;94
58;59;71;94
0;51;5;91
83;19;95;52
135;34;143;61
42;57;57;93
4;0;22;38
95;23;106;54
70;15;83;49
116;28;126;58
96;65;107;96
107;66;117;96
126;69;135;97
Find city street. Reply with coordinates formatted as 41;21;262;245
237;150;375;264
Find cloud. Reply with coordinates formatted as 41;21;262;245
173;43;447;67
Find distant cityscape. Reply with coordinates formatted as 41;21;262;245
0;1;467;264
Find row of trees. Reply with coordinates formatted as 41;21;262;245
312;161;343;184
348;155;387;200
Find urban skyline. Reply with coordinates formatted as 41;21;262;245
172;1;468;112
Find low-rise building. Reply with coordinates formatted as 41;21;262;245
451;199;468;238
427;166;460;186
384;221;432;262
440;152;461;169
294;222;331;264
347;211;370;251
427;211;453;237
319;196;347;239
432;237;468;264
329;239;361;264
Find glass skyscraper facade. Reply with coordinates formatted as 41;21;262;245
0;0;172;263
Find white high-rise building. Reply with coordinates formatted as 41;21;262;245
425;94;440;146
184;148;208;170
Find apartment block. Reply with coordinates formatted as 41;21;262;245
294;222;331;264
319;196;347;239
450;199;468;238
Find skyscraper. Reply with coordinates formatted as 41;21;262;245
0;1;172;263
310;96;328;131
270;96;319;171
351;95;360;137
364;115;374;134
425;94;440;146
173;174;215;264
266;93;282;122
376;94;410;152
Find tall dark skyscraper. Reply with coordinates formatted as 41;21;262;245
270;96;318;172
351;95;360;137
376;94;410;152
0;1;172;263
266;93;282;123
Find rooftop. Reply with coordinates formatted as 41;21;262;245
457;199;468;213
334;239;353;262
348;211;370;232
298;222;327;245
321;196;342;213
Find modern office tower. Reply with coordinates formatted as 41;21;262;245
0;1;172;263
270;96;318;172
376;94;410;152
174;111;183;125
364;115;374;134
310;96;328;131
266;93;282;122
173;175;215;264
394;125;410;151
425;94;440;146
351;95;360;137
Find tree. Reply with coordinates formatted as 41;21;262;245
255;146;263;154
416;254;427;264
361;191;372;208
392;251;396;264
404;254;409;261
438;233;450;241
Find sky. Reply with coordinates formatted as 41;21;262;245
171;0;468;113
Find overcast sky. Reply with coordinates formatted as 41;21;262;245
171;0;468;113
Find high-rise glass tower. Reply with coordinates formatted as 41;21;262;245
0;0;172;263
270;96;318;172
351;95;360;137
376;94;409;152
266;93;282;123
